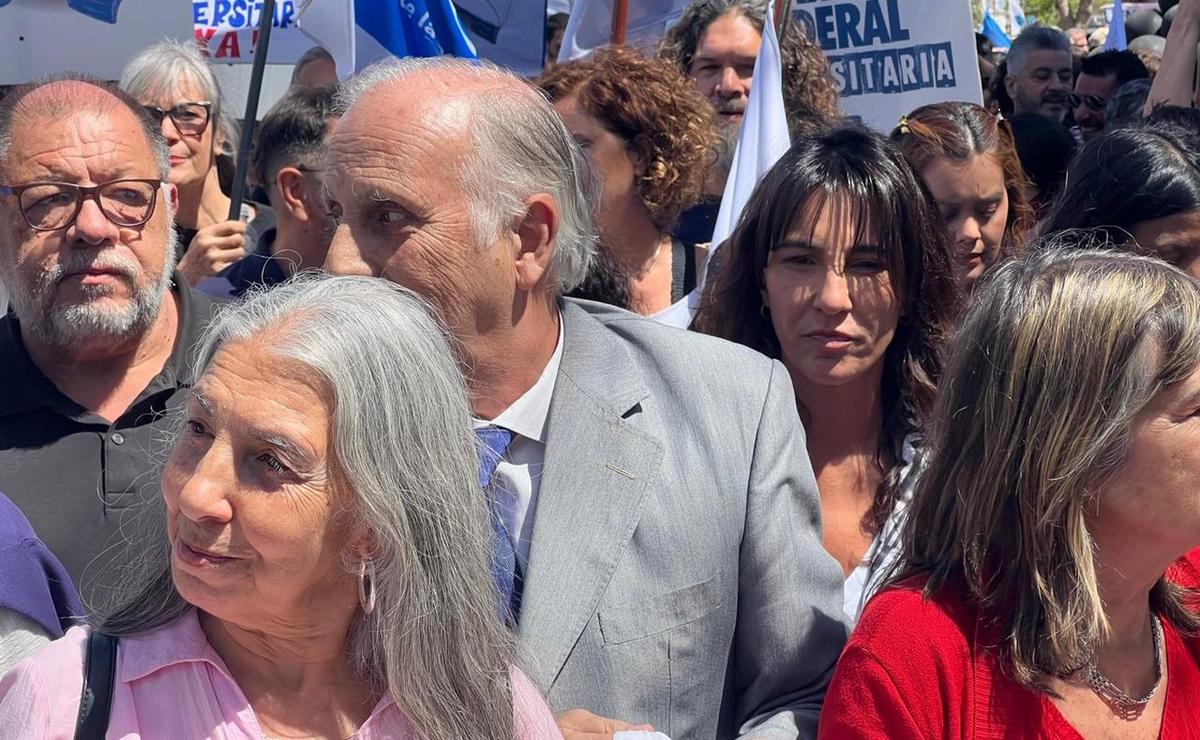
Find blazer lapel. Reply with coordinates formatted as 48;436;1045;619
518;301;664;690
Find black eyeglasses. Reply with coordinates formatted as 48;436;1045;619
0;179;162;231
142;101;212;137
1069;93;1108;112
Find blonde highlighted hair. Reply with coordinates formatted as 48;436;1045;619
899;236;1200;688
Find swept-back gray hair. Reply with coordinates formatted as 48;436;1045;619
0;74;169;180
335;56;598;294
1007;26;1071;76
97;274;517;740
119;38;237;156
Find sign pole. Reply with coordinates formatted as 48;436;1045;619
227;0;277;220
611;0;629;45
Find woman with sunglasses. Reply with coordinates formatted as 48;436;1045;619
120;40;251;286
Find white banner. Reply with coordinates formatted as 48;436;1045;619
0;0;192;84
193;0;316;63
794;0;983;130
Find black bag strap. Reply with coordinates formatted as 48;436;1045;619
74;630;118;740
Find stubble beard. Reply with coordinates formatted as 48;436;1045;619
2;224;181;352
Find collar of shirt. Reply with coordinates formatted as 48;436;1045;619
474;314;564;444
119;609;398;716
224;228;289;298
0;274;218;420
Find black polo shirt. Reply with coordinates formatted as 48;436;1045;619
0;279;220;606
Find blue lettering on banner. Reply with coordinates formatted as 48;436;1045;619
193;0;299;30
826;42;957;97
795;0;911;52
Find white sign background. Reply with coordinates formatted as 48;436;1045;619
795;0;983;131
0;0;192;84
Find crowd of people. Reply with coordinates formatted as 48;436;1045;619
0;0;1200;737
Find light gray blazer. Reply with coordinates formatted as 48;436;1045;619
516;299;849;739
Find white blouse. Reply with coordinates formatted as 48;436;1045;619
842;436;922;623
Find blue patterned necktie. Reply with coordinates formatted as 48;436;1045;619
474;425;517;621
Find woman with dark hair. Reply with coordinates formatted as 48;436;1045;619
820;244;1200;738
1009;112;1078;220
891;102;1033;291
694;126;959;620
538;46;716;321
1040;120;1200;277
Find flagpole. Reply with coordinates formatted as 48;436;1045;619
227;0;277;221
610;0;629;45
775;0;794;46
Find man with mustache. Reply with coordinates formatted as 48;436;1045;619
1004;27;1074;123
661;0;840;245
0;76;219;604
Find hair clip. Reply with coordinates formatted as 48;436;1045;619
898;116;911;135
995;111;1006;123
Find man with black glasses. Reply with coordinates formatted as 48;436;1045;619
0;75;218;605
1072;50;1150;142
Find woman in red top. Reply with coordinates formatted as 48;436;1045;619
820;243;1200;739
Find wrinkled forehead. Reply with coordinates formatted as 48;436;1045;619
4;99;156;181
1017;49;1072;76
323;86;473;192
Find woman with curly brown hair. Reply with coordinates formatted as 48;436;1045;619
890;102;1034;292
538;47;717;319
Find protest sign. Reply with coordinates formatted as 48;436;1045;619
0;0;191;83
794;0;982;130
193;0;315;63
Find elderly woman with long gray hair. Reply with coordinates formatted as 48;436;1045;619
820;242;1200;738
0;275;561;739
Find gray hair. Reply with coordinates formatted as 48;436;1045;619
0;74;169;180
119;39;237;157
292;45;335;85
97;274;518;740
1007;26;1071;76
336;56;598;294
1106;78;1153;129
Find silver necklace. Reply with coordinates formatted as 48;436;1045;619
1083;615;1164;720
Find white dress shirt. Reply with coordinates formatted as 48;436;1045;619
473;318;564;572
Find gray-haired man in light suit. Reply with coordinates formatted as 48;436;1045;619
321;56;848;740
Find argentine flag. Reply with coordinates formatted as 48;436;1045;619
297;0;477;79
0;0;124;23
1008;0;1026;33
1106;0;1127;50
980;9;1012;50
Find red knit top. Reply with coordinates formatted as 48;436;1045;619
818;551;1200;739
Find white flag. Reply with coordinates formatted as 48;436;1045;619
557;0;687;63
654;0;790;328
1008;0;1026;33
296;0;356;80
706;0;790;264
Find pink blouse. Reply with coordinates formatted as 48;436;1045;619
0;610;563;739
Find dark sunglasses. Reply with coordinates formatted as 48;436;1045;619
1069;93;1108;112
